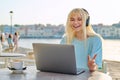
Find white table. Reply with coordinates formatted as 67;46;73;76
0;66;112;80
0;53;26;67
0;53;26;57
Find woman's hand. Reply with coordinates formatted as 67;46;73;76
88;54;98;72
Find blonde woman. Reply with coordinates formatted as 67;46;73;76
60;8;111;79
61;8;112;80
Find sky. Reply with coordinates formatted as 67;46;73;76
0;0;120;25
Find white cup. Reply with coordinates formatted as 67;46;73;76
10;60;23;70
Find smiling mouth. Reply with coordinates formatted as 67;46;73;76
73;25;81;28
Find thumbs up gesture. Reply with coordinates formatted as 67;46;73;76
88;54;98;72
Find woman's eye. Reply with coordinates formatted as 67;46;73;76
78;18;82;21
70;18;75;21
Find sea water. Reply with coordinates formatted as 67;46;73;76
18;39;61;49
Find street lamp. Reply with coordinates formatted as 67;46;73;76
9;11;13;34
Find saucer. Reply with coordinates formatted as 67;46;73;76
8;66;27;73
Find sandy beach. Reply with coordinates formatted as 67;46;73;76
1;46;120;80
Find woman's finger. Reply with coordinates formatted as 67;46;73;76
92;54;97;60
88;55;91;61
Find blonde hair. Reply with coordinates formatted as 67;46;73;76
65;8;100;44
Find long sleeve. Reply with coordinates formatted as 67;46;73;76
90;36;102;68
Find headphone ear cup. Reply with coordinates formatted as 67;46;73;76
86;16;90;27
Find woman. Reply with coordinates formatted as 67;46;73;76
13;32;20;52
0;33;6;49
7;34;14;52
60;8;112;80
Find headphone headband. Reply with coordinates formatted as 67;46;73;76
81;8;90;27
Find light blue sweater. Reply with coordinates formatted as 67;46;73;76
60;35;102;70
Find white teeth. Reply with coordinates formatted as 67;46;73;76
74;26;80;28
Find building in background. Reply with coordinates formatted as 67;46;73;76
0;22;120;39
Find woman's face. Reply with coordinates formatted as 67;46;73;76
69;13;83;32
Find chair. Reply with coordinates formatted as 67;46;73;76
0;58;6;68
98;60;109;74
21;51;35;66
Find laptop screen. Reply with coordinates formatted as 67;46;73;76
33;43;78;74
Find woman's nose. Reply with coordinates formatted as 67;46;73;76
74;20;79;24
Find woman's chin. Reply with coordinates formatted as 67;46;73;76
73;28;82;32
72;26;82;31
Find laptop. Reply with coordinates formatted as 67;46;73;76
32;43;85;75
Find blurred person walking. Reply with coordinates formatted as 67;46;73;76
7;34;14;52
13;32;20;52
0;33;6;49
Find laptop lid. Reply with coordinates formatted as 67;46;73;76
33;43;84;75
